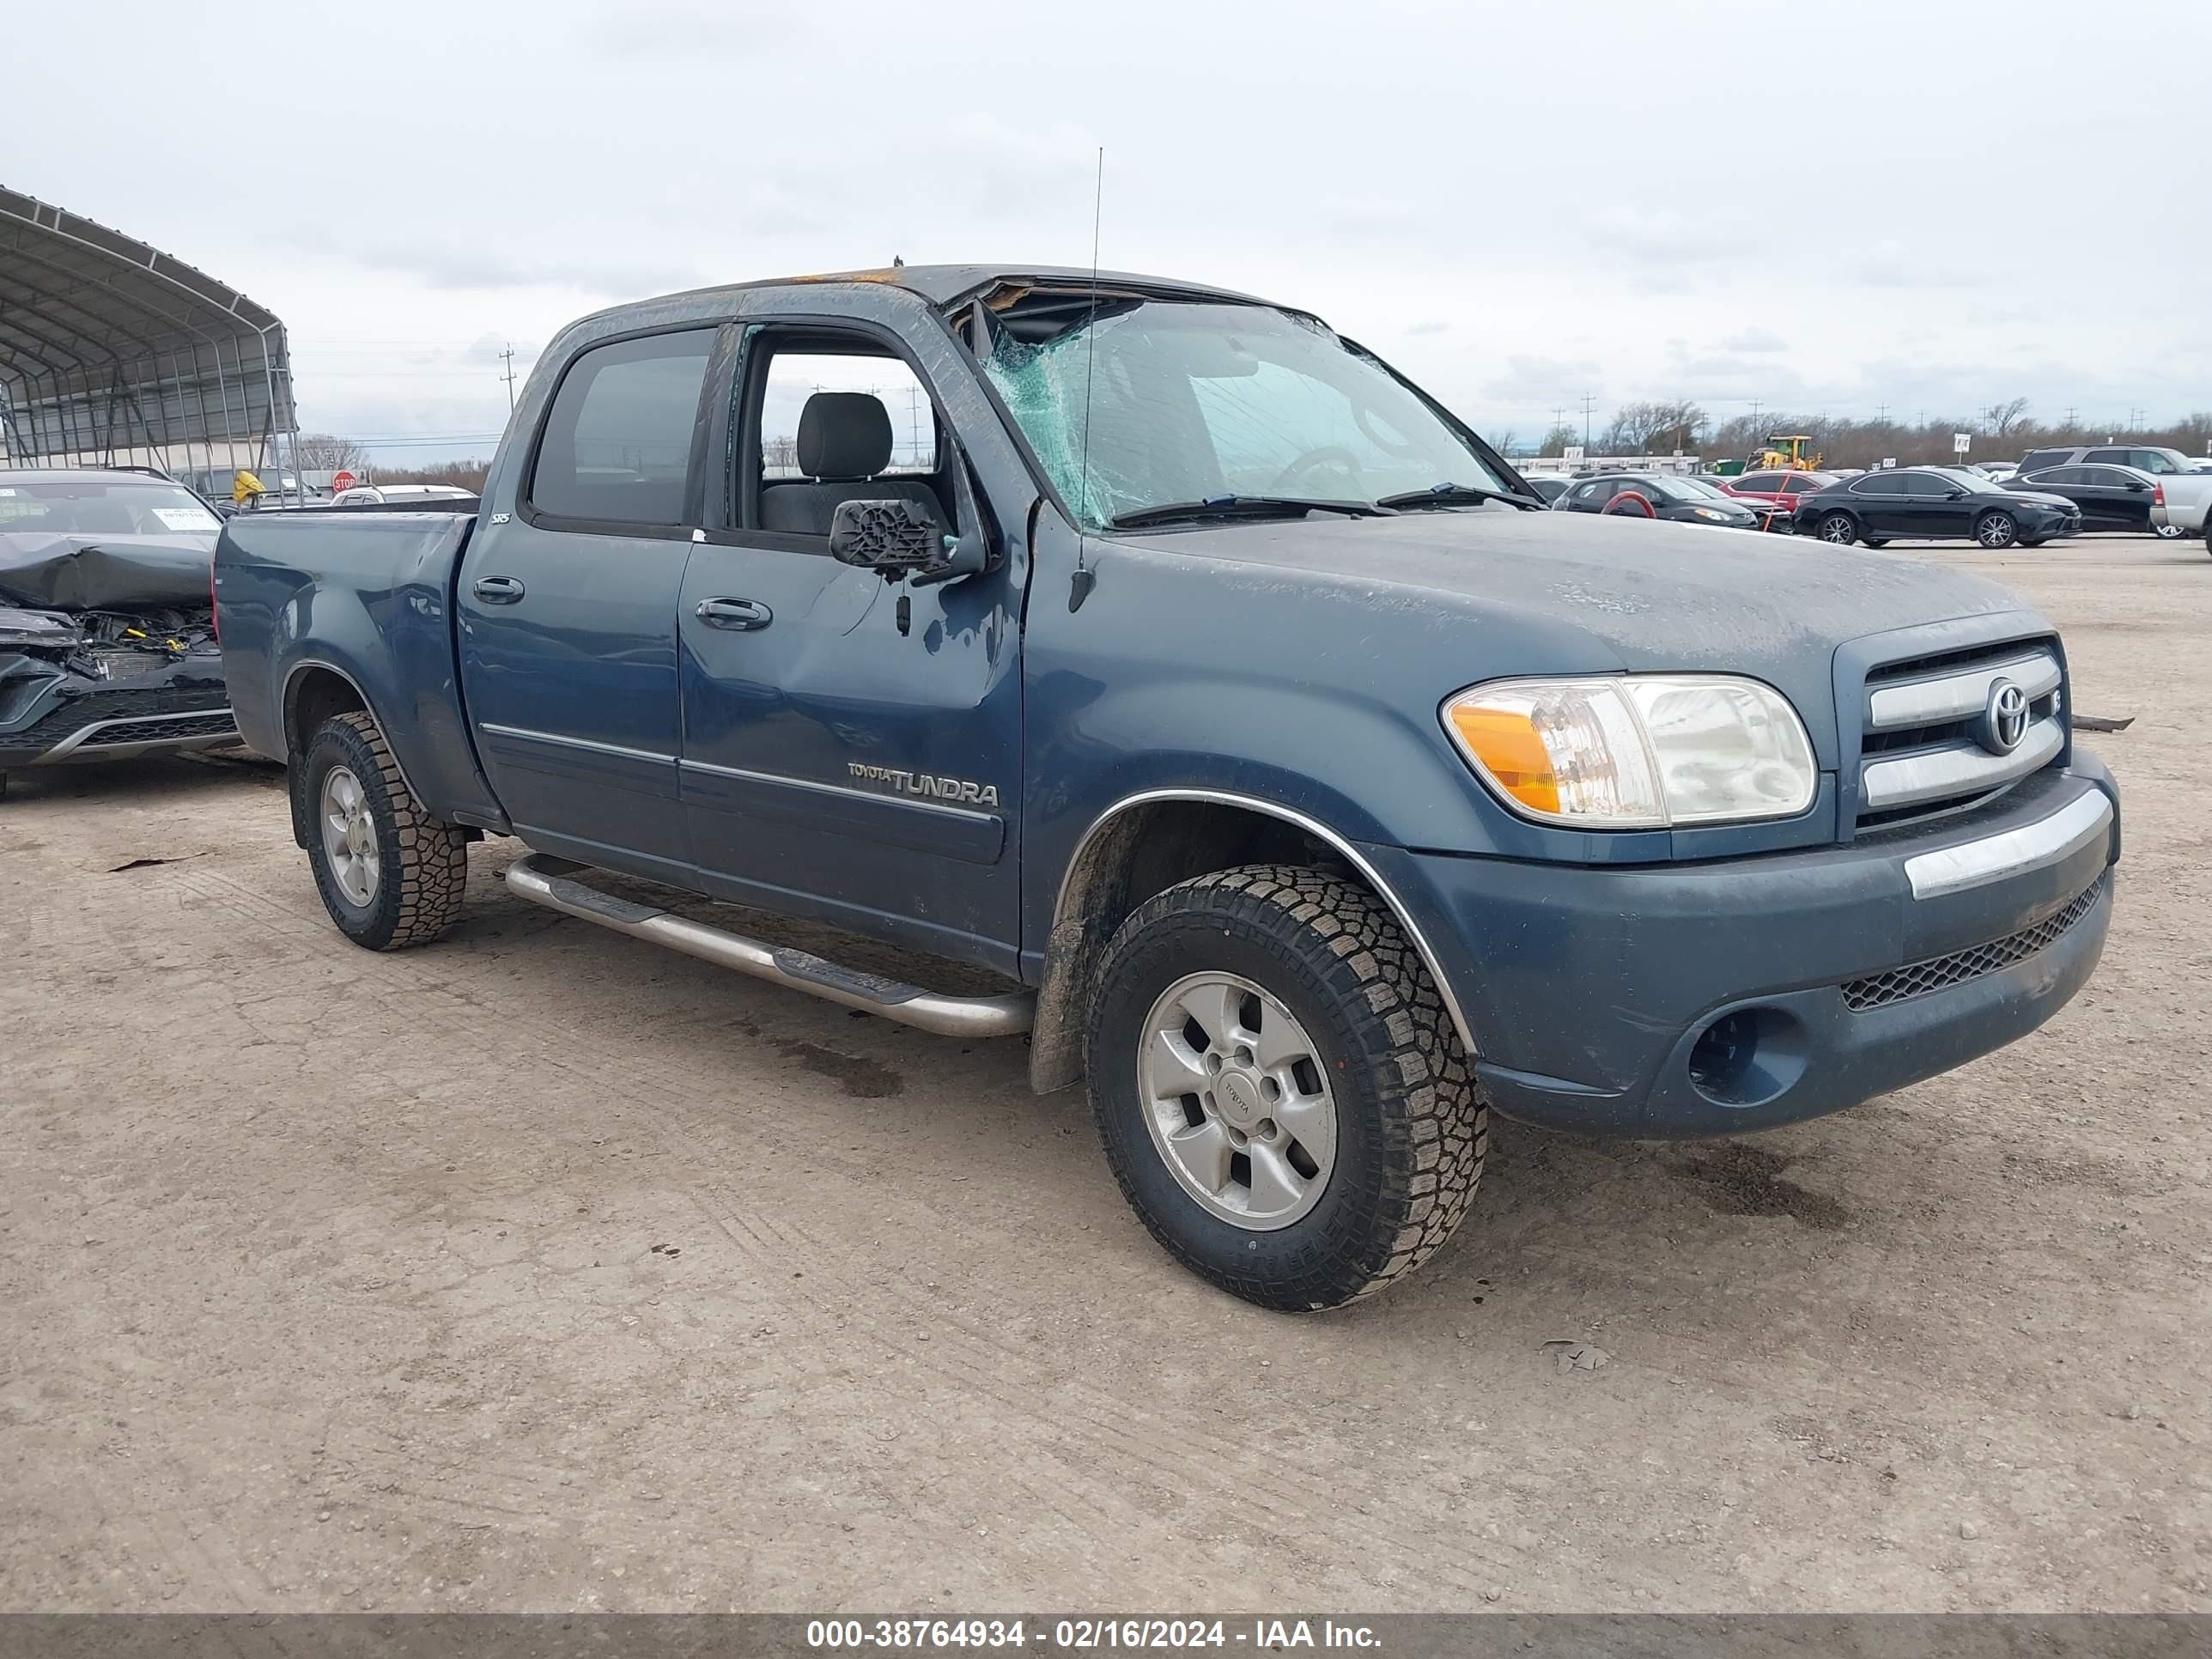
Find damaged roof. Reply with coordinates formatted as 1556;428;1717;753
597;264;1284;321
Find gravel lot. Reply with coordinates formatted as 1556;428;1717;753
2;538;2206;1614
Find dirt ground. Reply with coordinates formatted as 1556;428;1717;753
2;538;2207;1614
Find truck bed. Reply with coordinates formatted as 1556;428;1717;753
214;507;505;827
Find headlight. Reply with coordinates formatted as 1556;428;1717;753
1692;506;1730;521
1443;675;1818;828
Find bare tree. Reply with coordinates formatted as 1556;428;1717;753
295;433;369;471
1987;398;2033;438
1537;423;1578;458
1602;400;1710;455
368;458;489;492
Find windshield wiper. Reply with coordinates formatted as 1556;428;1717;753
1108;495;1387;530
1374;482;1547;512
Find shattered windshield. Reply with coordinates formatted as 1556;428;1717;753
979;299;1508;530
0;481;222;536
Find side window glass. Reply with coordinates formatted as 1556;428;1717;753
746;338;953;544
758;349;937;479
530;330;715;526
1853;473;1901;496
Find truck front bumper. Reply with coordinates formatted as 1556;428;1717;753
1360;757;2119;1138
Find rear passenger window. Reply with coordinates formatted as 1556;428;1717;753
530;330;716;526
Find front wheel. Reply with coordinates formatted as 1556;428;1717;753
301;711;470;950
1085;866;1486;1311
1973;510;2021;549
1815;512;1859;545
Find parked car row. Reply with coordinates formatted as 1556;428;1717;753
1550;472;1779;531
1520;453;2211;551
1795;468;2081;549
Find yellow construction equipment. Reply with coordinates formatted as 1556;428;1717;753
1747;434;1821;471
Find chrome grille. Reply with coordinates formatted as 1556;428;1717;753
1839;876;2105;1012
1856;637;2064;827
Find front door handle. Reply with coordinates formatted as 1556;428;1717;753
472;575;526;604
695;597;773;631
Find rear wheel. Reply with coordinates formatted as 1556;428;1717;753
1975;510;2020;549
1085;865;1486;1311
2154;522;2187;540
1815;512;1858;545
301;711;469;950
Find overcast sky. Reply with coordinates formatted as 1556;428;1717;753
15;0;2210;459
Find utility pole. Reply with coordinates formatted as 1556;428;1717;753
500;344;519;412
1579;392;1597;451
2064;406;2078;429
1876;403;1888;423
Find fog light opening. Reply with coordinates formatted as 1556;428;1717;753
1686;1006;1808;1108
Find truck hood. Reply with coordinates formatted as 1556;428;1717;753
1119;507;2043;758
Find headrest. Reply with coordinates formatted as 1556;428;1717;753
796;392;892;481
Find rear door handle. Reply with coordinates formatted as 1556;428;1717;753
695;597;773;631
472;575;526;604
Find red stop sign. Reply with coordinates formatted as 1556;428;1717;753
331;470;358;493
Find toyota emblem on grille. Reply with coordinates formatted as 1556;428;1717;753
1980;678;2030;755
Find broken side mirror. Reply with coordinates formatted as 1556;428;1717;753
826;495;992;589
828;499;945;578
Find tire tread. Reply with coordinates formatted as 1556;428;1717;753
1085;864;1486;1310
311;711;468;950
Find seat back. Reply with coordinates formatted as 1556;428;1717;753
760;392;947;537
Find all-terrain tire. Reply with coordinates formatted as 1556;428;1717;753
1085;864;1486;1311
301;711;468;950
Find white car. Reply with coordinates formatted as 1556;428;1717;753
330;483;477;507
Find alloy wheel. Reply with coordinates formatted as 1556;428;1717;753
1137;971;1338;1231
319;764;381;908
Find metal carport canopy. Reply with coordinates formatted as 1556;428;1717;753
0;184;296;485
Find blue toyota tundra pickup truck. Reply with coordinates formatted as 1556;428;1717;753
215;265;2120;1310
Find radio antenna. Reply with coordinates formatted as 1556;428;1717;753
1069;145;1104;613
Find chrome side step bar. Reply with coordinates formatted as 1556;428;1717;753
502;853;1034;1038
